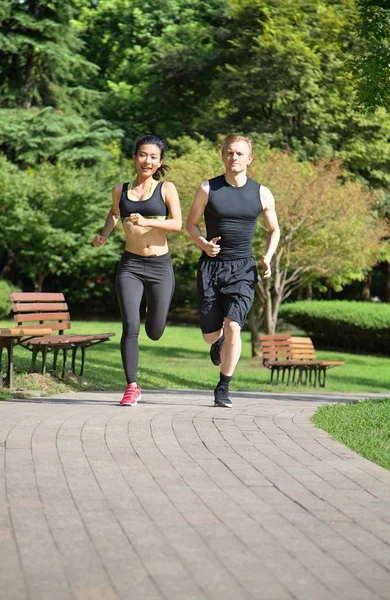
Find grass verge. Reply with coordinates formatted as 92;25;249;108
312;399;390;470
0;321;389;399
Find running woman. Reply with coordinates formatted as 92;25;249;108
186;134;280;408
93;135;182;405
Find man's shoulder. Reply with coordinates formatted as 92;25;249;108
247;176;261;188
209;174;226;191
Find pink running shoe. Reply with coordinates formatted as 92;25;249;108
120;384;142;406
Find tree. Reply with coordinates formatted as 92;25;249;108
0;154;125;292
352;0;390;110
0;107;123;168
0;0;97;110
78;0;229;144
247;150;387;353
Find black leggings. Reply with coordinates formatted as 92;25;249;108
116;251;175;383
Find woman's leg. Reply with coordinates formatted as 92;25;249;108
115;260;144;383
144;257;175;340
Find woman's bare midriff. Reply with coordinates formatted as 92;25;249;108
122;222;169;256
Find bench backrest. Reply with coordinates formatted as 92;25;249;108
259;334;318;364
259;334;293;364
289;337;317;361
9;292;71;334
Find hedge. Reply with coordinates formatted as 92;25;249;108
279;300;390;355
0;278;21;319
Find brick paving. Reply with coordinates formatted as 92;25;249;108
1;389;390;600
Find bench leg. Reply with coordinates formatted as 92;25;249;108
31;347;48;375
31;347;39;373
298;367;308;386
318;367;327;388
309;367;318;387
41;347;48;375
0;339;14;388
71;346;86;377
281;366;292;385
62;349;68;378
52;348;67;378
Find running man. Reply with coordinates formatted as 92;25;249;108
186;134;280;408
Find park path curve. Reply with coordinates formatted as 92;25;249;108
1;389;390;600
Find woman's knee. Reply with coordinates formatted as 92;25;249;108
145;323;165;341
122;317;140;336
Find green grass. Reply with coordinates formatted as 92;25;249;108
1;320;390;400
312;399;390;470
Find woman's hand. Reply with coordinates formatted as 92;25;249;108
128;213;148;227
93;234;107;247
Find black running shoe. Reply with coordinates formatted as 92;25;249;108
214;385;232;408
210;336;224;366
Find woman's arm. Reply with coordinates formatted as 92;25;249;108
127;182;182;232
93;185;121;247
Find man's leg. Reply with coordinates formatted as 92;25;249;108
220;318;241;376
203;330;223;345
212;318;241;408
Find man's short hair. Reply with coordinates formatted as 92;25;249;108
222;134;253;155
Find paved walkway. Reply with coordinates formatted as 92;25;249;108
1;389;390;600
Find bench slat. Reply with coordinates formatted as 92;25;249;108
15;322;71;331
13;312;70;322
13;302;68;312
10;293;65;302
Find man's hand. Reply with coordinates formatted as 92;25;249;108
93;234;107;247
261;255;272;279
128;213;147;227
204;236;221;257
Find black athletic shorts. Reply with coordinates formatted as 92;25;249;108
197;255;258;334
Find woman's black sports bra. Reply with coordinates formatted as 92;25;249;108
119;182;169;220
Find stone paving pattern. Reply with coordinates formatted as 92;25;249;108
1;389;390;600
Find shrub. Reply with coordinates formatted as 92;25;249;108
0;278;21;319
279;300;390;355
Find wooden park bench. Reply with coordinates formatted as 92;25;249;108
259;334;345;388
9;293;115;378
0;327;53;388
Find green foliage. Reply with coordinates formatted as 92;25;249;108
352;1;390;110
0;108;123;167
0;278;20;318
279;300;390;354
0;0;97;110
78;0;228;144
0;153;125;292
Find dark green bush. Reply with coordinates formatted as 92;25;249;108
0;278;21;319
279;300;390;355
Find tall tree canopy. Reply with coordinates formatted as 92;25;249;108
353;0;390;110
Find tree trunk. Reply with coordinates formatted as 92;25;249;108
1;249;16;278
305;284;313;300
263;278;275;334
247;303;263;357
385;262;390;303
34;271;47;292
22;51;35;109
360;272;372;301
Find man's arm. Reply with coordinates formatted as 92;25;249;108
186;181;221;257
260;186;280;279
93;185;121;247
